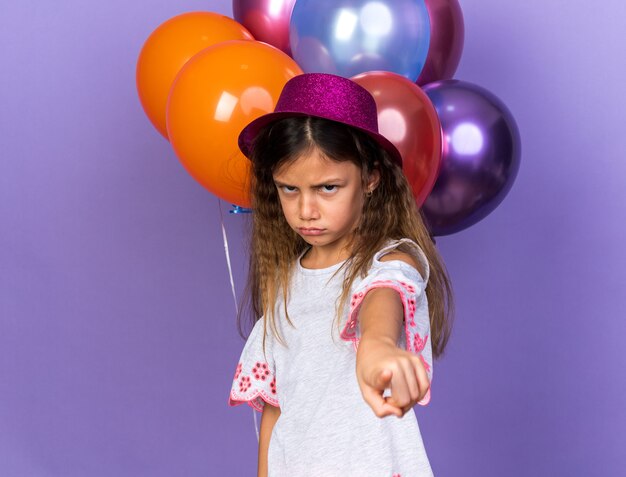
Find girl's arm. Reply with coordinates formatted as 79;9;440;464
355;252;430;418
257;403;281;477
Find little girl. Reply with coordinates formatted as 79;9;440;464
228;73;454;477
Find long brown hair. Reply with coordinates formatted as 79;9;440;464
239;116;454;359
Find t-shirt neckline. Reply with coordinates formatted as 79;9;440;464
296;248;348;276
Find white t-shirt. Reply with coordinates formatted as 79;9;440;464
229;239;434;477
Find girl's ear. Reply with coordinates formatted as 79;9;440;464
366;165;381;194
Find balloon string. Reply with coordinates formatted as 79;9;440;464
219;200;238;315
217;199;260;442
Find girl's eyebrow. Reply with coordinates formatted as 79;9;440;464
273;178;346;187
273;180;293;187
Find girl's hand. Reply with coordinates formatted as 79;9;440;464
356;337;430;418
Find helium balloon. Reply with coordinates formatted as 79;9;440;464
422;80;521;236
417;0;464;85
166;40;302;207
290;0;431;80
233;0;296;55
351;71;442;207
136;12;253;139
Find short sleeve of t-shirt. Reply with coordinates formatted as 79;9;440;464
339;238;433;405
228;318;280;412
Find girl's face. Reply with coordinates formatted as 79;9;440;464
273;148;379;262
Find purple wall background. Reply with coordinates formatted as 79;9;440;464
1;0;624;475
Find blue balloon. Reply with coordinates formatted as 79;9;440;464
289;0;431;80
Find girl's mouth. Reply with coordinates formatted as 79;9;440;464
298;228;325;236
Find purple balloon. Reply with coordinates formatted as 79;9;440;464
417;0;464;86
422;80;521;236
233;0;296;55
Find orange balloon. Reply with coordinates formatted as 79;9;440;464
352;72;442;207
136;12;253;139
166;40;303;207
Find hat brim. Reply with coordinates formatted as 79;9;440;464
238;110;403;166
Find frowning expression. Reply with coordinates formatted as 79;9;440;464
273;149;378;261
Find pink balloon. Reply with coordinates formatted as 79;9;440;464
233;0;296;55
417;0;465;85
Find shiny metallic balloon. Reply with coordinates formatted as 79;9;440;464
233;0;297;55
351;71;442;207
422;80;521;236
290;0;431;80
417;0;464;85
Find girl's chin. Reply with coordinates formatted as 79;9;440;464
301;236;324;245
300;235;348;250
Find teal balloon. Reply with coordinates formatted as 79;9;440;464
289;0;431;81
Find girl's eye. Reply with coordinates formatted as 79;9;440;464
320;185;337;193
280;185;297;193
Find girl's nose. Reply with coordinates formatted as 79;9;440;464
298;193;320;220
